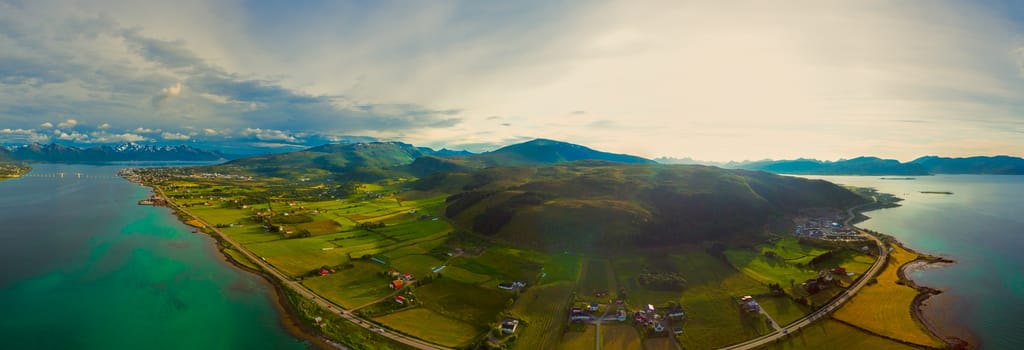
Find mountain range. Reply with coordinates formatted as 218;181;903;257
0;143;230;162
658;155;1024;175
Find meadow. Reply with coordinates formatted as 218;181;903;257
761;319;922;350
832;244;945;348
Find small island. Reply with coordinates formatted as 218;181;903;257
880;177;917;180
0;163;31;180
920;191;953;195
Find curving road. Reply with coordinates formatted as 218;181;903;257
718;204;888;350
155;186;450;350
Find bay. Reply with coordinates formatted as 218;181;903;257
803;175;1024;349
0;164;305;349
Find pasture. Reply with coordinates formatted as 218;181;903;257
832;244;945;348
761;319;921;350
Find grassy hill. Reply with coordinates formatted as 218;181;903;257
462;138;655;166
423;161;864;253
209;141;432;180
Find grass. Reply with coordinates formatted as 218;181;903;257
372;308;479;348
222;248;260;270
509;282;575;350
283;287;414;350
725;249;818;287
643;337;676;350
831;244;944;348
302;261;393;309
557;325;597;350
759;319;921;350
579;258;616;296
759;237;829;265
756;295;808;327
414;278;510;329
601;325;642;349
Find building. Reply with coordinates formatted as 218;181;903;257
589;303;599;312
571;311;590;321
673;326;683;335
395;296;407;304
652;321;665;333
500;319;519;334
740;296;760;313
617;309;628;322
498;282;515;290
667;307;685;319
390;280;404;289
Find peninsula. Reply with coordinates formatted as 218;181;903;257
121;139;954;350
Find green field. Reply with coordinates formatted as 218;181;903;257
557;325;597;350
758;319;921;350
759;237;830;265
302;261;394;309
373;308;479;348
601;325;642;349
724;249;818;287
579;258;616;296
510;282;575;350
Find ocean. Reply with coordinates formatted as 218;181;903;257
803;175;1024;349
0;164;305;349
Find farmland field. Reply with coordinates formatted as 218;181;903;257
601;325;642;349
557;325;597;350
302;261;393;309
832;244;945;348
759;319;920;350
510;282;575;350
373;308;478;348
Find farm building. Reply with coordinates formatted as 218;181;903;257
740;296;760;313
500;319;519;334
395;296;407;304
617;309;628;321
668;307;685;319
390;280;404;289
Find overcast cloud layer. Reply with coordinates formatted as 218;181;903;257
1;0;1022;160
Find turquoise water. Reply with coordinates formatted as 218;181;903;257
804;175;1024;349
0;164;305;349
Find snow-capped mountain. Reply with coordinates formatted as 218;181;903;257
0;142;229;162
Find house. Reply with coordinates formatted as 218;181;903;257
589;303;599;312
395;296;407;304
513;281;527;288
570;312;590;321
831;267;847;275
498;282;515;290
740;296;760;313
402;273;413;281
616;309;628;322
646;304;655;314
634;312;648;323
667;307;685;319
319;269;328;276
652;321;665;333
500;319;519;334
387;269;400;277
390;280;404;289
673;326;683;335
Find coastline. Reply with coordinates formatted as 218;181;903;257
144;184;341;350
853;208;972;350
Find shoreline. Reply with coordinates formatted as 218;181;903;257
143;183;342;350
853;207;973;350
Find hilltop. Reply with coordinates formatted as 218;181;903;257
421;161;864;252
205;138;655;180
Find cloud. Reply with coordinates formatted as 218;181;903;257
151;82;184;107
56;131;89;141
241;128;297;142
39;122;53;129
98;123;111;129
57;119;78;129
133;127;159;134
161;132;191;140
89;132;150;143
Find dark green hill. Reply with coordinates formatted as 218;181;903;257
465;139;655;166
212;142;430;180
423;162;864;253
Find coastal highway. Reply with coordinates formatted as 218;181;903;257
718;205;888;350
155;187;450;350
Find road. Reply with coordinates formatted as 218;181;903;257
719;204;888;350
155;186;450;350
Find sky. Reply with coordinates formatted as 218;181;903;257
1;0;1023;161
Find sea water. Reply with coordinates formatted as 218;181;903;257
803;175;1024;349
0;164;305;349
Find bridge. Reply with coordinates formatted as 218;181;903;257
19;172;122;180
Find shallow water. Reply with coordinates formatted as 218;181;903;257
0;164;305;349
